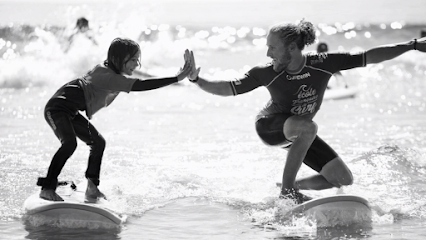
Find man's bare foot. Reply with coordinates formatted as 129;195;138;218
85;179;107;203
279;188;313;204
40;189;64;201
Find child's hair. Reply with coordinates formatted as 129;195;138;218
269;19;316;50
104;38;141;74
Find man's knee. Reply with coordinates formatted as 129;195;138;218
331;171;353;187
320;157;353;187
284;116;318;142
341;169;353;186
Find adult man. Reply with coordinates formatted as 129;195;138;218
188;20;425;204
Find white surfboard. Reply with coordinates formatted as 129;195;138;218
23;185;124;227
282;194;372;227
324;87;358;100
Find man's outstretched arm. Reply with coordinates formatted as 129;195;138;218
192;77;234;96
188;51;234;96
366;37;425;64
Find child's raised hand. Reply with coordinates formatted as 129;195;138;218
176;49;192;81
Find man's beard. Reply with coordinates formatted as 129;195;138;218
273;55;291;72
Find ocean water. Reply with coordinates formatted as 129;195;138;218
1;0;426;239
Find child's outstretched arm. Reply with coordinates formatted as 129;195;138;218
131;49;192;91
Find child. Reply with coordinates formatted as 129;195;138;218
37;37;193;202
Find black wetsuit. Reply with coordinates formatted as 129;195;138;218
38;65;178;190
228;52;366;172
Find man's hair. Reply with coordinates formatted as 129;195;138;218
104;38;141;74
269;19;316;50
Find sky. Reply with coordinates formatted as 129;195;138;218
0;0;425;27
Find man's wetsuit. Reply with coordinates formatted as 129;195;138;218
228;52;366;172
38;64;178;190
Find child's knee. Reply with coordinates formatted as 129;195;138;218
95;135;106;150
90;134;106;151
61;138;78;155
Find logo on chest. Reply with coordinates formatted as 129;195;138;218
286;72;311;81
291;84;318;115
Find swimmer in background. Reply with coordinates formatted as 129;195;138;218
64;17;98;53
65;17;155;79
317;42;348;89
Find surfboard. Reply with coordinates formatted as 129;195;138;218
23;183;124;227
324;87;358;100
275;183;371;226
282;194;372;227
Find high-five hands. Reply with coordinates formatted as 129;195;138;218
175;49;201;82
176;49;193;81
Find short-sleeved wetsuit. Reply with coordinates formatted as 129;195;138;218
38;64;178;190
229;52;366;172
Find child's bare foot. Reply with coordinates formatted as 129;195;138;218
40;189;64;201
85;179;107;203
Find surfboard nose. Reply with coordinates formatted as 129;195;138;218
280;195;372;228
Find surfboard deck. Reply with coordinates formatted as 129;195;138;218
275;182;371;226
281;194;372;227
286;194;370;214
23;187;124;226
